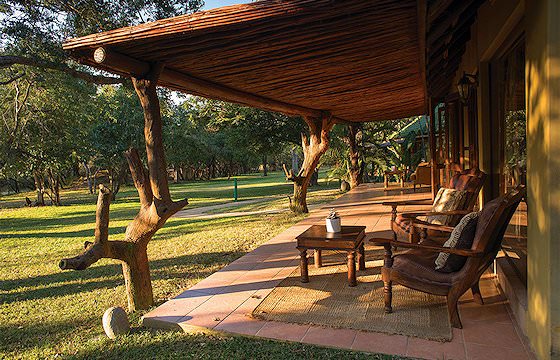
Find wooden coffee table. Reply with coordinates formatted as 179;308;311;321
296;225;366;287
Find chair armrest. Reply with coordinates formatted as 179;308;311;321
400;209;470;218
408;219;455;233
382;199;433;207
370;237;484;257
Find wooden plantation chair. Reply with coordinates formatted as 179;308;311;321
384;167;487;243
410;162;431;191
372;186;525;329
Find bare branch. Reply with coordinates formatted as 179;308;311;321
0;55;126;85
124;148;153;206
283;163;295;180
0;72;25;85
59;185;112;270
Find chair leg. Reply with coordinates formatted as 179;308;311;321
382;244;393;313
471;279;484;305
447;294;463;329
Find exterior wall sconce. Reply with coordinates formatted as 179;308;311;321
457;72;478;103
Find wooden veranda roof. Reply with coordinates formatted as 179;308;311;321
63;0;428;123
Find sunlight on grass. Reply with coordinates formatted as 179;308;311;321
0;171;399;359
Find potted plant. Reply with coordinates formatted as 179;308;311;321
326;208;341;233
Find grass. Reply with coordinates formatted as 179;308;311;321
0;171;403;359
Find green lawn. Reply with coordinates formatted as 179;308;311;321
0;171;401;359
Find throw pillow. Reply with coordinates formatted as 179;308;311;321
435;211;480;272
427;187;469;225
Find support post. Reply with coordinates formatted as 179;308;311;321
283;113;334;213
59;64;188;311
429;98;439;200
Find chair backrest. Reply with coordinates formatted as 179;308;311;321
415;163;431;183
463;186;526;275
448;168;487;211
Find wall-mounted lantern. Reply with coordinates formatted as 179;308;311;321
457;72;478;103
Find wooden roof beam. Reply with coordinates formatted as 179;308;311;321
92;47;343;121
427;0;454;25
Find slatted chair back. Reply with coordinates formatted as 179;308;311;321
462;185;525;278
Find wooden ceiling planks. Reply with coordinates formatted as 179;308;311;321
63;0;426;123
425;0;486;99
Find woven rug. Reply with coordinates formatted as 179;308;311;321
252;250;452;341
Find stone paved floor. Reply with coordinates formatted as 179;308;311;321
142;184;535;360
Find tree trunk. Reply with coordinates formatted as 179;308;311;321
9;178;19;193
34;172;45;206
346;124;364;189
47;169;61;206
122;245;153;311
284;114;334;213
262;154;268;176
59;64;188;311
291;178;309;213
83;162;93;194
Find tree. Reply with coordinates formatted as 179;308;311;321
210;102;304;177
345;124;364;189
89;85;145;198
0;67;95;205
60;67;188;311
283;114;334;213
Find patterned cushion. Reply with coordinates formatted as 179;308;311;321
427;188;468;225
435;212;480;272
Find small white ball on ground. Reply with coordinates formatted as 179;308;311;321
102;307;130;339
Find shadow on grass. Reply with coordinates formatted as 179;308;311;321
0;251;246;304
0;207;138;233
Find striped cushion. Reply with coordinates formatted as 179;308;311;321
435;211;480;272
427;188;469;225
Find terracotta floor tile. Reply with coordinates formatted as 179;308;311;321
351;331;408;356
462;322;525;350
215;314;266;336
301;326;357;349
144;291;212;318
180;291;255;329
461;301;512;325
141;315;184;330
465;342;529;360
256;321;310;342
406;337;466;360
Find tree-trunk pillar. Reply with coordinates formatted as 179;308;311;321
291;178;309;213
347;124;363;189
122;245;153;312
285;113;334;213
59;63;188;313
263;154;268;176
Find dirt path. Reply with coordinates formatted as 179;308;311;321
174;198;282;219
174;197;322;220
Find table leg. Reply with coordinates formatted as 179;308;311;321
314;249;322;268
347;251;357;287
358;243;366;271
299;248;309;283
